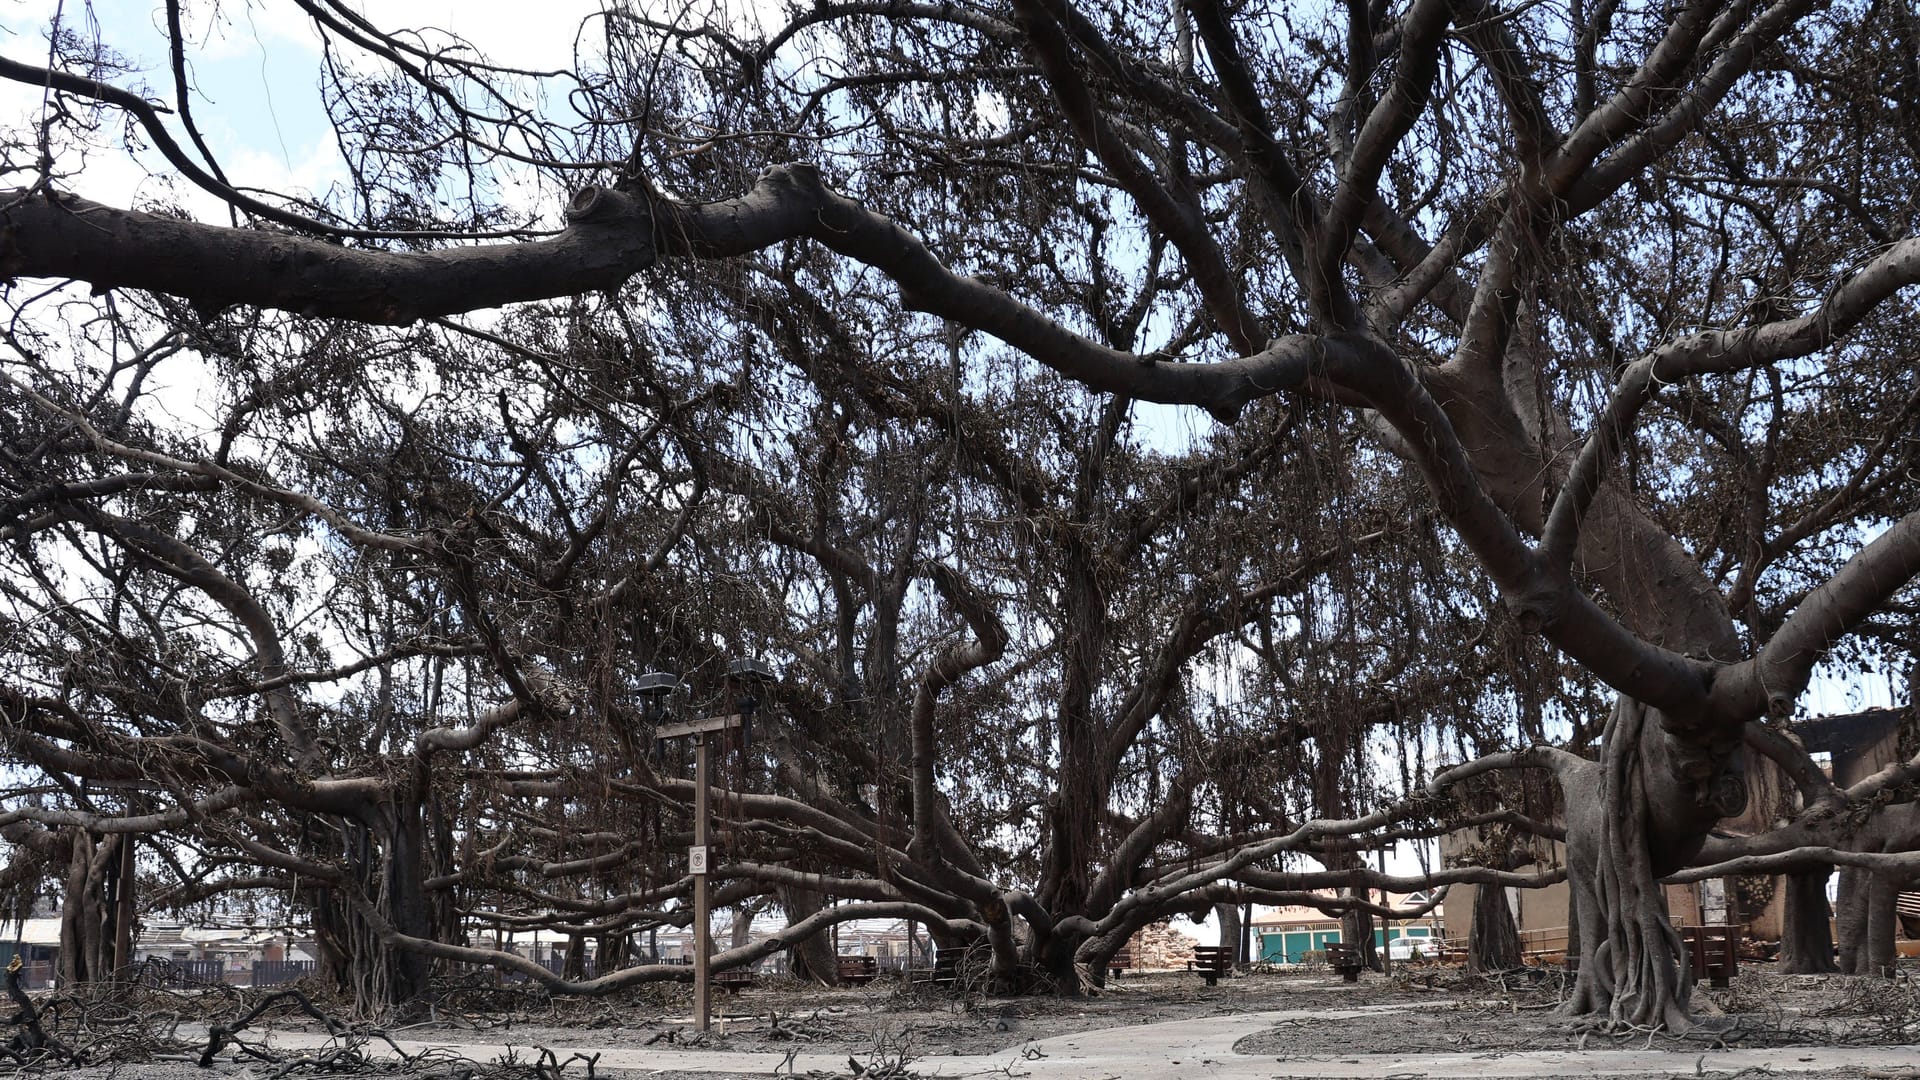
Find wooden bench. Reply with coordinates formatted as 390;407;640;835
837;954;879;985
1188;945;1232;987
714;967;755;994
1680;924;1738;989
1106;946;1133;980
1325;942;1364;983
909;946;966;989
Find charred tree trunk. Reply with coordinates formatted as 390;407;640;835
1842;871;1901;977
1579;727;1697;1030
596;932;630;972
57;830;119;985
1558;702;1746;1033
1777;868;1837;974
1040;560;1110;919
1833;866;1898;975
778;883;839;985
385;803;435;1001
1566;887;1583;971
1036;403;1124;929
1836;866;1863;972
1214;903;1242;967
302;803;435;1010
1434;333;1752;1031
1343;900;1381;973
111;834;133;980
1467;884;1523;972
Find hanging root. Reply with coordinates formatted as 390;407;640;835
1562;700;1696;1034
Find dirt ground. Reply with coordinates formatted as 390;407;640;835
388;962;1920;1057
16;962;1920;1080
401;967;1402;1055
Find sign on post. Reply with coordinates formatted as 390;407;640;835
688;845;708;875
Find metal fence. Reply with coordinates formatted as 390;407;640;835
252;959;317;986
135;958;225;987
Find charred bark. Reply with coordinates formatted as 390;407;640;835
1214;903;1242;967
1838;868;1899;977
1343;901;1381;973
1777;867;1838;973
778;883;839;985
56;830;123;985
1558;703;1744;1033
1467;884;1523;972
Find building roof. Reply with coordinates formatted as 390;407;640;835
1797;708;1906;759
0;918;61;947
1249;892;1442;929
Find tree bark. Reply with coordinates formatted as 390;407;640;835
112;833;134;977
385;806;435;1000
1864;873;1898;977
1214;903;1242;966
1467;883;1523;972
1777;868;1837;973
58;830;92;986
1559;721;1707;1032
778;883;839;985
1836;866;1866;973
1343;899;1381;973
1834;866;1897;975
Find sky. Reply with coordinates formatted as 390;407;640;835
0;0;610;213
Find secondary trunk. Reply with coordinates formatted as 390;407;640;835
1214;903;1242;966
1559;702;1746;1032
304;804;436;1011
1777;868;1837;974
58;830;112;985
778;883;839;985
1837;867;1897;977
1343;901;1381;973
1467;884;1523;972
563;934;588;980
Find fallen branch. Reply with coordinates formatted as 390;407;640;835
199;988;349;1067
2;957;75;1064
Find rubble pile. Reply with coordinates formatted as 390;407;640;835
1125;923;1201;970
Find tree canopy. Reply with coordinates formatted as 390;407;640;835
0;0;1917;1028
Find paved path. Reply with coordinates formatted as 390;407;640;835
256;1005;1920;1077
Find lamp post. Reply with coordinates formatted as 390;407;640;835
637;658;774;1033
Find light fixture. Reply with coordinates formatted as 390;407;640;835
725;658;775;746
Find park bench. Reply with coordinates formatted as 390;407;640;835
837;954;879;985
714;967;755;994
1324;942;1364;983
1106;946;1133;981
1188;945;1232;987
1680;924;1738;989
910;947;966;989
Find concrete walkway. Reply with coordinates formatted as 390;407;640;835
255;1005;1920;1077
